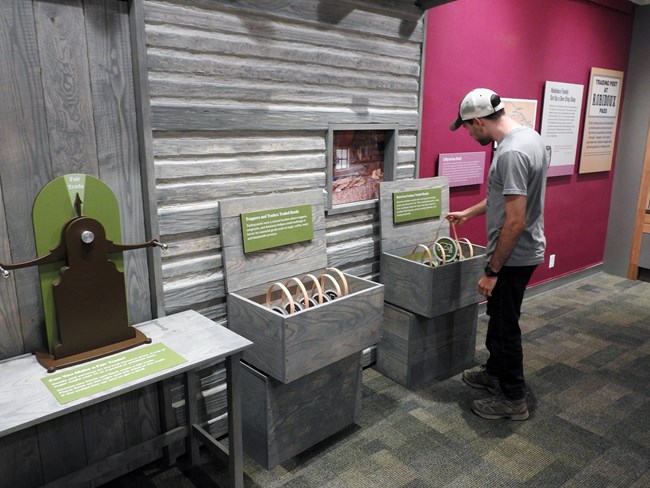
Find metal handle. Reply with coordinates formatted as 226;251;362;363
0;265;9;278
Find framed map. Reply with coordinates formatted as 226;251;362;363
502;98;538;130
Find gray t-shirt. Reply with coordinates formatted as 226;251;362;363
486;126;547;266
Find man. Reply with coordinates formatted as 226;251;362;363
447;88;547;421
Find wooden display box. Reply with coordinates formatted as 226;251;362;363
227;271;383;383
381;241;485;318
378;177;485;318
375;303;477;387
376;178;483;385
241;353;361;469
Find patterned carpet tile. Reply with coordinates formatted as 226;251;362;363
103;273;650;488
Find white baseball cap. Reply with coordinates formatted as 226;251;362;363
449;88;505;131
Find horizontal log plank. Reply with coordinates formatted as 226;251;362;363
156;153;325;179
151;104;420;132
156;173;325;204
146;24;420;77
148;74;419;109
144;0;424;44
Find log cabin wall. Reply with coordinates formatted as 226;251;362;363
0;1;426;484
142;0;426;320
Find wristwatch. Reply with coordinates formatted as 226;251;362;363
484;265;500;277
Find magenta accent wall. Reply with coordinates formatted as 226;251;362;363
420;0;635;285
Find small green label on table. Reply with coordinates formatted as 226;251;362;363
393;188;442;223
41;343;187;404
240;204;313;253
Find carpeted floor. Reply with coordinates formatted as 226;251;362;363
103;272;650;487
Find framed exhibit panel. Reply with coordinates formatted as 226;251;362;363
540;81;585;177
579;67;624;174
326;124;398;214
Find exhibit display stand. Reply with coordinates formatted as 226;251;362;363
0;174;167;371
375;177;485;387
0;175;253;487
220;189;384;469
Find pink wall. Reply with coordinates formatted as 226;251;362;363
420;0;635;285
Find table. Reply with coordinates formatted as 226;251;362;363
0;310;252;488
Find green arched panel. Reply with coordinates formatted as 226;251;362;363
32;174;124;352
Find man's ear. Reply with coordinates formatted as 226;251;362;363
472;117;486;127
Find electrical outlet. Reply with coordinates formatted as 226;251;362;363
549;254;555;268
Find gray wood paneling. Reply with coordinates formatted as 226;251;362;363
0;0;53;355
37;412;87;483
0;1;160;486
0;183;22;358
219;189;328;292
0;427;43;488
241;353;362;469
86;0;151;325
34;0;99;175
376;303;477;387
0;0;152;354
379;177;451;255
145;0;425;319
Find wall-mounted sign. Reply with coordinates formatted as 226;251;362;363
540;81;585;177
393;188;442;223
241;204;313;253
579;67;624;174
438;152;486;187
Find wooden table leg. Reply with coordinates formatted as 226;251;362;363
226;352;244;488
184;369;200;464
158;378;179;464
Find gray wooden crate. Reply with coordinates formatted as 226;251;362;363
220;190;384;383
381;242;485;318
241;353;361;470
227;271;383;383
375;303;477;387
379;177;485;318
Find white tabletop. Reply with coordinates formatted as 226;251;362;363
0;310;252;437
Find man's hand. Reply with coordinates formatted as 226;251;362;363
478;274;498;297
446;212;468;226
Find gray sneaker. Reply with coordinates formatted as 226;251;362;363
471;394;529;421
462;364;500;395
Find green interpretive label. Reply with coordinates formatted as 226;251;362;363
393;188;442;223
240;204;313;253
41;343;187;404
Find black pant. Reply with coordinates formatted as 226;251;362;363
485;265;537;400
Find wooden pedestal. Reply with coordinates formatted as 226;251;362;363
376;178;483;388
228;272;383;384
376;303;478;388
240;353;361;469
